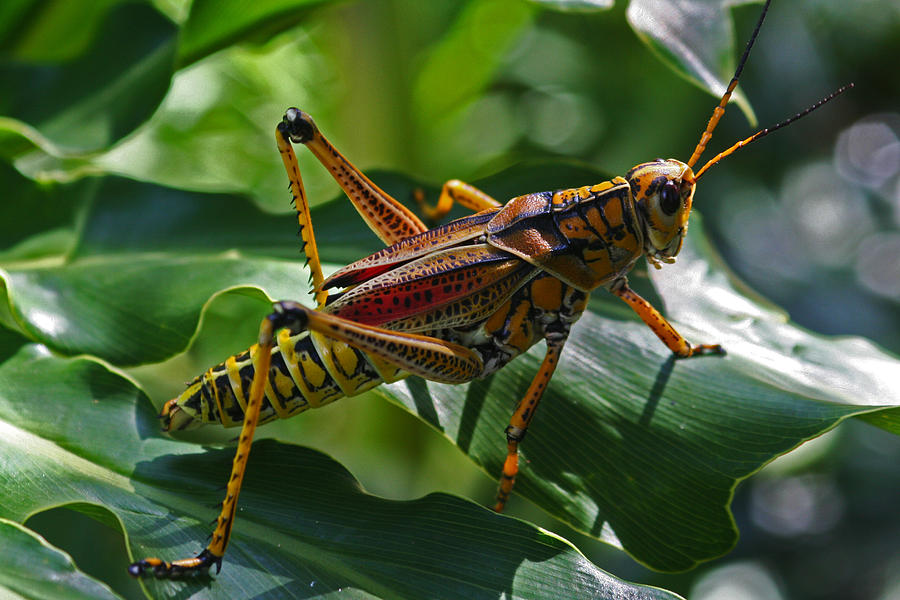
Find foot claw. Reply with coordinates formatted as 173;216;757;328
677;343;726;358
128;549;221;579
693;343;726;357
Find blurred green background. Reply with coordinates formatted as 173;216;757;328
2;0;899;598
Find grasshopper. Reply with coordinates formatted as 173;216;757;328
129;0;850;578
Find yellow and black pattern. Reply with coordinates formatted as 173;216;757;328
449;272;589;377
164;329;403;431
485;179;644;291
164;266;588;431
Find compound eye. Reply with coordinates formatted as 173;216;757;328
659;180;681;216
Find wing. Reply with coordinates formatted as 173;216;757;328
322;208;500;290
324;243;538;331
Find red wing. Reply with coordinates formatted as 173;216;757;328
383;262;537;332
324;243;530;327
322;208;499;290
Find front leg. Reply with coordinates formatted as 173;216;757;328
609;278;724;357
494;338;565;512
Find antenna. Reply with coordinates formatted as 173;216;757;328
686;0;773;169
693;84;854;180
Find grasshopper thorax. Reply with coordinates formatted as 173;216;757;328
626;158;696;268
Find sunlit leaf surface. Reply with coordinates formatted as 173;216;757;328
0;344;683;599
1;169;896;587
627;0;758;124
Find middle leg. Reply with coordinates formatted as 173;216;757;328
494;338;566;512
415;179;502;223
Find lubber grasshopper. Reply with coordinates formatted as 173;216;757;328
129;0;851;578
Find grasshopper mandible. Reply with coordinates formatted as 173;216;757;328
129;0;850;578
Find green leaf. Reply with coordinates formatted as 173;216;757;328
0;162;83;263
0;0;126;63
0;345;681;600
0;2;177;156
379;216;897;572
81;33;336;212
0;0;894;596
0;176;375;365
1;0;765;208
177;0;333;66
652;215;900;432
0;519;124;600
626;0;759;125
1;167;897;579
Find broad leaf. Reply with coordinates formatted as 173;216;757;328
626;0;758;124
0;2;176;156
0;0;894;597
1;169;897;581
0;519;123;600
178;0;332;66
2;0;765;201
0;345;681;600
531;0;759;122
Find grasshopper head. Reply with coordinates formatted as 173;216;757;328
626;159;696;268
